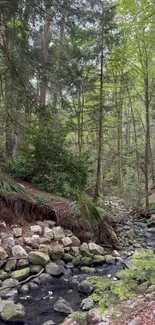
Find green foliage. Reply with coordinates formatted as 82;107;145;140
150;201;155;211
68;311;87;325
0;172;26;196
12;125;89;198
33;194;51;203
87;250;155;312
70;193;103;230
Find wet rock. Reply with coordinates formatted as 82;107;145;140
0;246;8;260
93;255;106;264
81;266;96;274
18;284;29;294
88;243;104;255
0;301;25;323
52;227;65;241
28;251;50;266
30;225;42;235
0;278;19;299
12;245;28;259
81;257;93;266
66;262;74;269
81;298;94;310
70;236;80;247
13;228;22;238
62;237;72;247
28;282;38;290
87;308;102;324
17;258;29;269
30;264;43;274
54;297;73;314
45;262;65;276
44;227;53;239
56;260;65;267
37;273;52;284
11;267;30;281
105;255;115;264
5;259;17;272
78;281;94;294
3;237;15;247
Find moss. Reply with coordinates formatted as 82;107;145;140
68;311;87;325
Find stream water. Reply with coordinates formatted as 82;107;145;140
0;262;124;325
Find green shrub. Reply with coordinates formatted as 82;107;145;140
87;249;155;312
12;125;89;198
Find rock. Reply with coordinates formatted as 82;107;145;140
87;308;102;324
30;264;43;274
52;227;65;241
0;278;19;299
112;250;120;258
5;259;17;272
28;282;38;290
88;243;104;255
40;238;51;245
66;262;74;269
81;257;93;266
78;281;94;294
93;255;106;264
30;225;42;235
105;255;115;264
151;310;155;320
12;245;28;259
11;267;30;281
81;266;96;274
41;321;55;325
126;229;135;239
81;298;94;310
63;253;73;262
72;256;82;266
28;251;50;266
32;234;41;243
39;244;49;254
17;258;29;269
3;237;15;247
0;246;8;260
51;244;64;260
18;284;29;294
54;297;73;314
80;243;89;255
0;270;10;281
13;228;22;238
45;262;64;276
43;220;55;227
70;236;80;247
127;317;140;325
44;227;54;239
56;260;65;267
0;301;25;323
71;247;80;256
38;273;52;284
62;237;72;247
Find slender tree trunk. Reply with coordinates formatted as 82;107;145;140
144;69;150;213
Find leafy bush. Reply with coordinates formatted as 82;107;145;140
12;125;89;198
87;249;155;312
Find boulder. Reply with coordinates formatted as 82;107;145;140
3;237;15;247
52;227;65;241
62;237;72;247
45;262;64;276
0;301;25;323
70;236;80;247
0;246;8;260
44;227;53;239
88;243;104;255
93;255;105;264
17;258;29;269
0;270;10;281
63;253;73;262
11;267;30;281
0;278;19;299
12;245;28;259
112;250;120;258
13;228;22;238
70;246;80;256
28;251;50;266
30;225;42;235
54;297;73;314
80;243;89;255
81;257;93;266
78;281;94;294
33;273;52;285
5;259;17;272
87;308;102;324
51;244;64;260
81;298;94;310
30;264;43;275
72;256;82;266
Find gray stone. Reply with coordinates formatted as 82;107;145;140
81;257;93;266
43;220;55;227
0;246;8;260
44;227;53;239
39;244;49;254
88;243;104;255
81;298;94;310
72;256;82;266
11;268;30;281
54;297;73;314
80;243;89;255
112;250;120;257
17;258;29;269
13;228;22;238
18;284;29;294
78;281;94;294
52;227;65;241
24;237;33;246
62;237;72;247
12;245;28;259
93;255;106;264
28;251;50;266
87;308;102;324
51;244;64;260
70;246;80;256
70;236;80;247
30;225;42;235
5;259;17;272
28;282;38;290
38;273;52;284
0;270;10;281
56;260;65;267
126;229;135;239
63;253;73;262
3;237;15;247
0;278;19;299
1;301;25;323
41;321;55;325
30;264;43;274
81;266;96;274
105;255;115;264
45;262;64;276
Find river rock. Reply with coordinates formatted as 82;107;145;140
0;270;10;280
78;281;94;294
12;245;28;259
3;237;15;247
5;259;17;272
62;237;72;247
81;266;96;274
72;256;82;266
80;243;89;255
18;284;29;294
112;250;120;257
81;298;94;310
54;297;73;314
88;243;104;255
93;255;105;264
81;257;93;266
0;301;25;323
41;321;55;325
17;258;29;269
30;225;42;235
11;267;30;281
0;278;19;299
87;308;102;324
71;246;80;256
70;236;80;247
45;262;64;276
63;253;73;262
13;228;22;238
28;251;50;266
28;282;39;290
37;273;52;284
30;264;43;274
105;255;115;264
51;244;64;260
52;227;65;241
43;220;55;228
0;246;8;260
44;227;53;239
126;229;135;239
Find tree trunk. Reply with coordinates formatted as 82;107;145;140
144;69;150;213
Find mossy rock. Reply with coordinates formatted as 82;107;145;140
11;268;30;281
